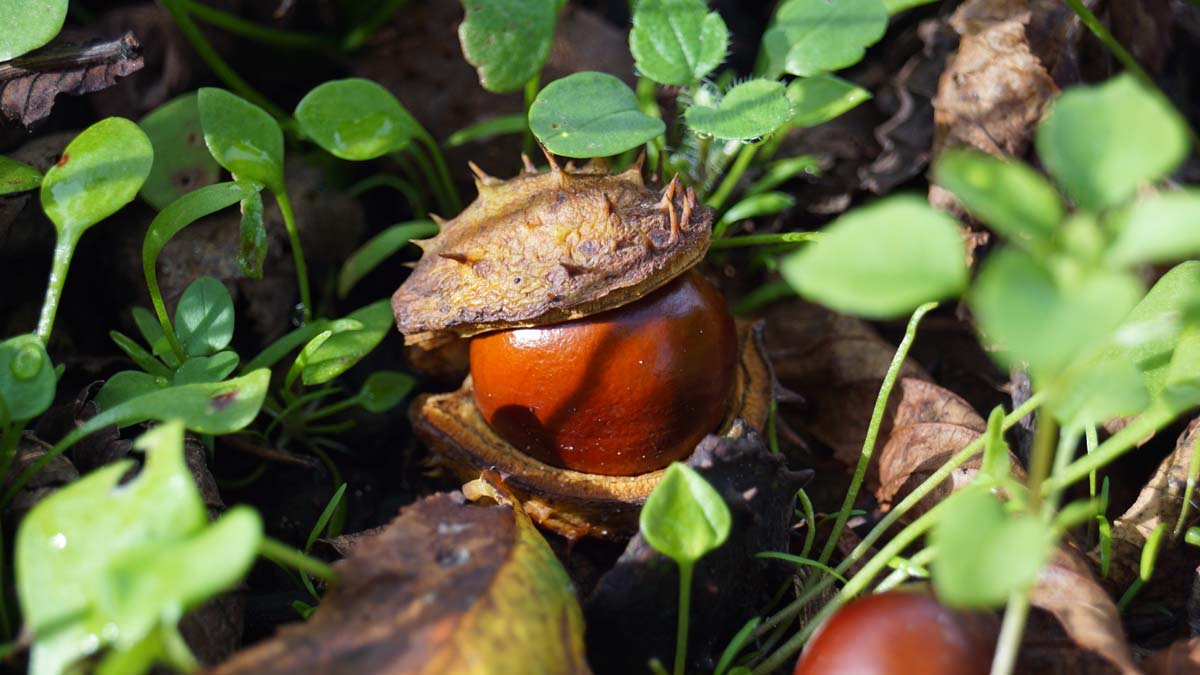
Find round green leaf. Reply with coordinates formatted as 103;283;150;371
338;220;439;298
0;0;68;60
197;88;284;192
174;276;235;357
932;487;1053;609
459;0;560;93
786;75;871;128
0;334;55;422
139;94;222;210
529;72;666;158
685;79;791;142
0;155;43;196
781;195;968;319
1037;74;1189;212
630;0;729;86
295;79;421;160
639;463;731;565
761;0;887;78
933;148;1063;244
40;117;154;237
357;371;416;413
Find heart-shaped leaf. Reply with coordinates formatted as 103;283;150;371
640;462;732;565
529;72;665;158
629;0;729;86
17;421;261;675
1037;75;1189;212
0;334;55;423
0;0;68;60
785;74;871;128
932;486;1053;608
138;94;222;209
934;149;1063;245
0;155;43;195
41;117;154;239
459;0;560;93
761;0;887;78
198;88;284;193
175;276;235;357
781;195;968;319
295;78;422;160
685;79;791;141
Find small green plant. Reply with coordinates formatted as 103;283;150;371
0;0;67;61
640;463;732;675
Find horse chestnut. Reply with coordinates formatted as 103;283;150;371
469;270;737;476
793;591;997;675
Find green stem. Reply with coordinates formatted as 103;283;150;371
0;524;10;641
1047;425;1081;512
708;232;819;250
305;395;361;422
348;174;427;216
874;546;934;593
401;145;451;215
1174;431;1200;540
674;562;693;675
181;0;334;50
36;235;78;344
1085;425;1099;498
274;190;312;324
796;488;817;559
143;252;188;363
990;591;1030;675
752;393;1047;643
707;143;759;214
1049;404;1176;492
417;130;462;214
341;0;409;51
0;422;23;487
161;0;288;119
1027;414;1058;512
258;536;339;584
523;75;539;157
818;302;936;565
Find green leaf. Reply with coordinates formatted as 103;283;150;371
746;155;819;196
138;94;222;210
0;334;55;423
0;155;43;195
82;370;270;436
299;300;394;385
685;79;792;142
0;0;68;60
17;422;261;675
446;113;527;148
1108;190;1200;265
780;195;968;319
197;88;284;192
1051;358;1150;430
933;149;1063;244
717;192;795;229
40;118;154;239
95;371;162;412
357;371;416;413
529;72;666;158
174;277;235;357
761;0;887;78
971;248;1143;377
1037;75;1189;212
173;351;240;386
883;0;939;13
294;78;422;160
979;407;1009;482
932;486;1053;609
459;0;560;93
237;190;267;278
109;331;172;379
629;0;729;86
785;75;871;128
639;463;731;565
338;220;439;298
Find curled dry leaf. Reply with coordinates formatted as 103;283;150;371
1099;417;1200;588
391;158;712;346
0;31;144;127
210;490;591;675
584;425;809;674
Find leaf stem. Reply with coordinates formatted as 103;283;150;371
258;536;339;585
417;130;461;214
180;0;335;51
990;591;1030;675
674;562;693;675
1174;430;1200;540
708;232;819;250
341;0;409;51
1026;413;1058;512
347;174;427;216
523;75;539;157
818;302;936;565
274;190;312;324
35;235;78;344
707;143;759;215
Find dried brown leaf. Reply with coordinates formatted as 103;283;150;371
1143;637;1200;675
0;32;144;127
209;491;591;675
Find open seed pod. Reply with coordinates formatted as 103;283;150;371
411;321;772;540
394;153;772;539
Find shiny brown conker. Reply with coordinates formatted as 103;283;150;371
793;591;997;675
468;270;737;476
